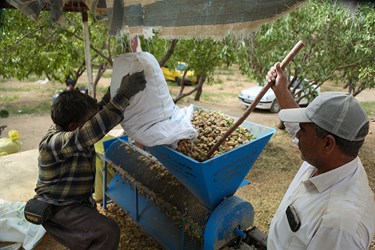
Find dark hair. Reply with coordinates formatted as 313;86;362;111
51;89;99;131
314;122;369;157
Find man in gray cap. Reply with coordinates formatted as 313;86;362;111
266;62;375;249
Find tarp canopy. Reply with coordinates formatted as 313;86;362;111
2;0;306;39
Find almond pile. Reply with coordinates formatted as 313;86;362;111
177;109;256;161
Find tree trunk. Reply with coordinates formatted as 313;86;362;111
159;39;178;67
194;75;205;101
93;62;109;99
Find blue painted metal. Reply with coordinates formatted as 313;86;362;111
233;228;247;239
106;173;202;249
146;120;275;210
239;179;250;188
102;135;128;209
102;116;274;248
203;196;254;250
106;170;254;249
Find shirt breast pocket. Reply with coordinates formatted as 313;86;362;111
274;206;306;248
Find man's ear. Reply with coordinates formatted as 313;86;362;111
67;122;79;131
323;134;336;154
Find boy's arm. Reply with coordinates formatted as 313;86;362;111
73;71;147;148
44;72;146;157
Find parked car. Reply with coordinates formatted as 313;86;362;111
162;62;196;85
238;78;320;113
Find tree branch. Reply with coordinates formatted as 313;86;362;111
60;27;111;62
335;61;360;70
173;86;198;103
159;39;178;67
14;25;47;45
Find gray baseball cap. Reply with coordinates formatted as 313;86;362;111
278;92;368;141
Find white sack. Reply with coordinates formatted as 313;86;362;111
0;199;46;250
110;52;197;147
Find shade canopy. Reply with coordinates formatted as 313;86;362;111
1;0;306;39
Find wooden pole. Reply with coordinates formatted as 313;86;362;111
204;40;305;161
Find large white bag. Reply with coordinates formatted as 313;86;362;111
110;52;197;147
0;199;46;250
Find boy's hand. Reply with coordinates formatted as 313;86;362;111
117;71;147;99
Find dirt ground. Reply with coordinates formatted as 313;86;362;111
1;69;374;249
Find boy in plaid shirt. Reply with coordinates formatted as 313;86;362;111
34;71;146;249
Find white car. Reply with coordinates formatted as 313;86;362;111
238;79;320;113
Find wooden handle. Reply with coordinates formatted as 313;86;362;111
203;41;305;161
280;40;305;70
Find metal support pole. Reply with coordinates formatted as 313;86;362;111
102;160;108;209
81;11;94;97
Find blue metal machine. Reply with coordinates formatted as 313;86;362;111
102;119;275;249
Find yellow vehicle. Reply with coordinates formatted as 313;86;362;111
161;62;196;85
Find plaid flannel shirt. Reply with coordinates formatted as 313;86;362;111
35;96;128;205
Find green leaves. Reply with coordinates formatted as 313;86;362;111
2;1;373;99
238;0;374;97
1;10;115;87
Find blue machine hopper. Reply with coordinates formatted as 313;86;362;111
146;120;275;210
103;115;275;249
